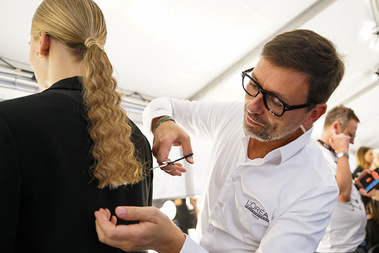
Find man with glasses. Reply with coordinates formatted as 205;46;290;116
316;105;367;253
95;29;344;252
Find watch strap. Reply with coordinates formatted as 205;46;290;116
153;116;175;134
337;152;349;159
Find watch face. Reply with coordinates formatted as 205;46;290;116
337;153;348;159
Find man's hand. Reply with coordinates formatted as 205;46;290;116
94;206;186;253
152;116;194;176
329;129;350;154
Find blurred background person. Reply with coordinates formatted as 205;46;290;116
353;147;374;178
189;197;200;222
0;0;153;252
316;105;367;253
173;198;198;234
355;147;379;252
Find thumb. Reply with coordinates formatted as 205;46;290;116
181;144;194;164
115;206;127;219
115;206;156;222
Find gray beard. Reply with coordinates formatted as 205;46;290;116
243;120;273;142
243;114;299;142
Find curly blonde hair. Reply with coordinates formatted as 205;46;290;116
31;0;144;189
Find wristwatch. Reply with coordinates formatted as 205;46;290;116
337;152;349;159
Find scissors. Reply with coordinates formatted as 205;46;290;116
151;153;194;170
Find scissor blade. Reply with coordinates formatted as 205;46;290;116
150;163;168;170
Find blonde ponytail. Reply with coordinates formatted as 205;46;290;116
83;41;144;189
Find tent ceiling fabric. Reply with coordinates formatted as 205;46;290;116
1;0;379;153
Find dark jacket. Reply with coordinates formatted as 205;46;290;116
0;77;153;253
353;166;364;179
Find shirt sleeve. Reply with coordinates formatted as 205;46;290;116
180;234;208;253
0;115;21;251
142;97;241;141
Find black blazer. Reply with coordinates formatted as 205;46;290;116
0;77;153;253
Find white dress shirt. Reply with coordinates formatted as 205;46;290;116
143;98;339;253
316;147;366;252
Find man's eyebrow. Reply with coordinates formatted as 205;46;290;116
251;72;290;103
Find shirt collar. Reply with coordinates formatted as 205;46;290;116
277;126;313;163
242;126;313;165
47;76;82;91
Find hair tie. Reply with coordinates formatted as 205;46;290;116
84;37;102;50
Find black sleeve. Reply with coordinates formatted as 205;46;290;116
352;166;363;179
0;115;21;252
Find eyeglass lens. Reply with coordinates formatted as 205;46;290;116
243;75;284;116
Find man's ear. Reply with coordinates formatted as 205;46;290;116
302;103;327;128
331;120;341;134
39;32;50;57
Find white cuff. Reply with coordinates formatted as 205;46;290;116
179;234;208;253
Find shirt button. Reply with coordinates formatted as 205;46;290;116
232;177;236;182
208;226;215;232
218;202;223;207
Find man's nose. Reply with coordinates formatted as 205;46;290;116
245;92;265;115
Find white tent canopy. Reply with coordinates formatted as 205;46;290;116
1;0;379;198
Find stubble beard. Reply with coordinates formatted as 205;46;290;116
243;110;299;142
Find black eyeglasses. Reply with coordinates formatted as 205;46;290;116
241;67;315;117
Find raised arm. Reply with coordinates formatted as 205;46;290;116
143;97;223;175
329;129;352;202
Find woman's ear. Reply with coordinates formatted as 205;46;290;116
39;32;50;57
302;103;327;128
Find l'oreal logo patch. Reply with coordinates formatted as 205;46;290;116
244;200;269;222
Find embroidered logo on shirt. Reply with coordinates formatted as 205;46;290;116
349;198;363;212
244;200;269;222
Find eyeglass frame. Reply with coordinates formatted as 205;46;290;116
241;67;316;117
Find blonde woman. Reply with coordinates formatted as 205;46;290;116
0;0;154;252
353;146;374;178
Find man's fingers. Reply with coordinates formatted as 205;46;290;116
162;163;187;176
95;210;134;248
162;166;185;176
111;215;117;225
104;208;111;218
95;210;118;243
